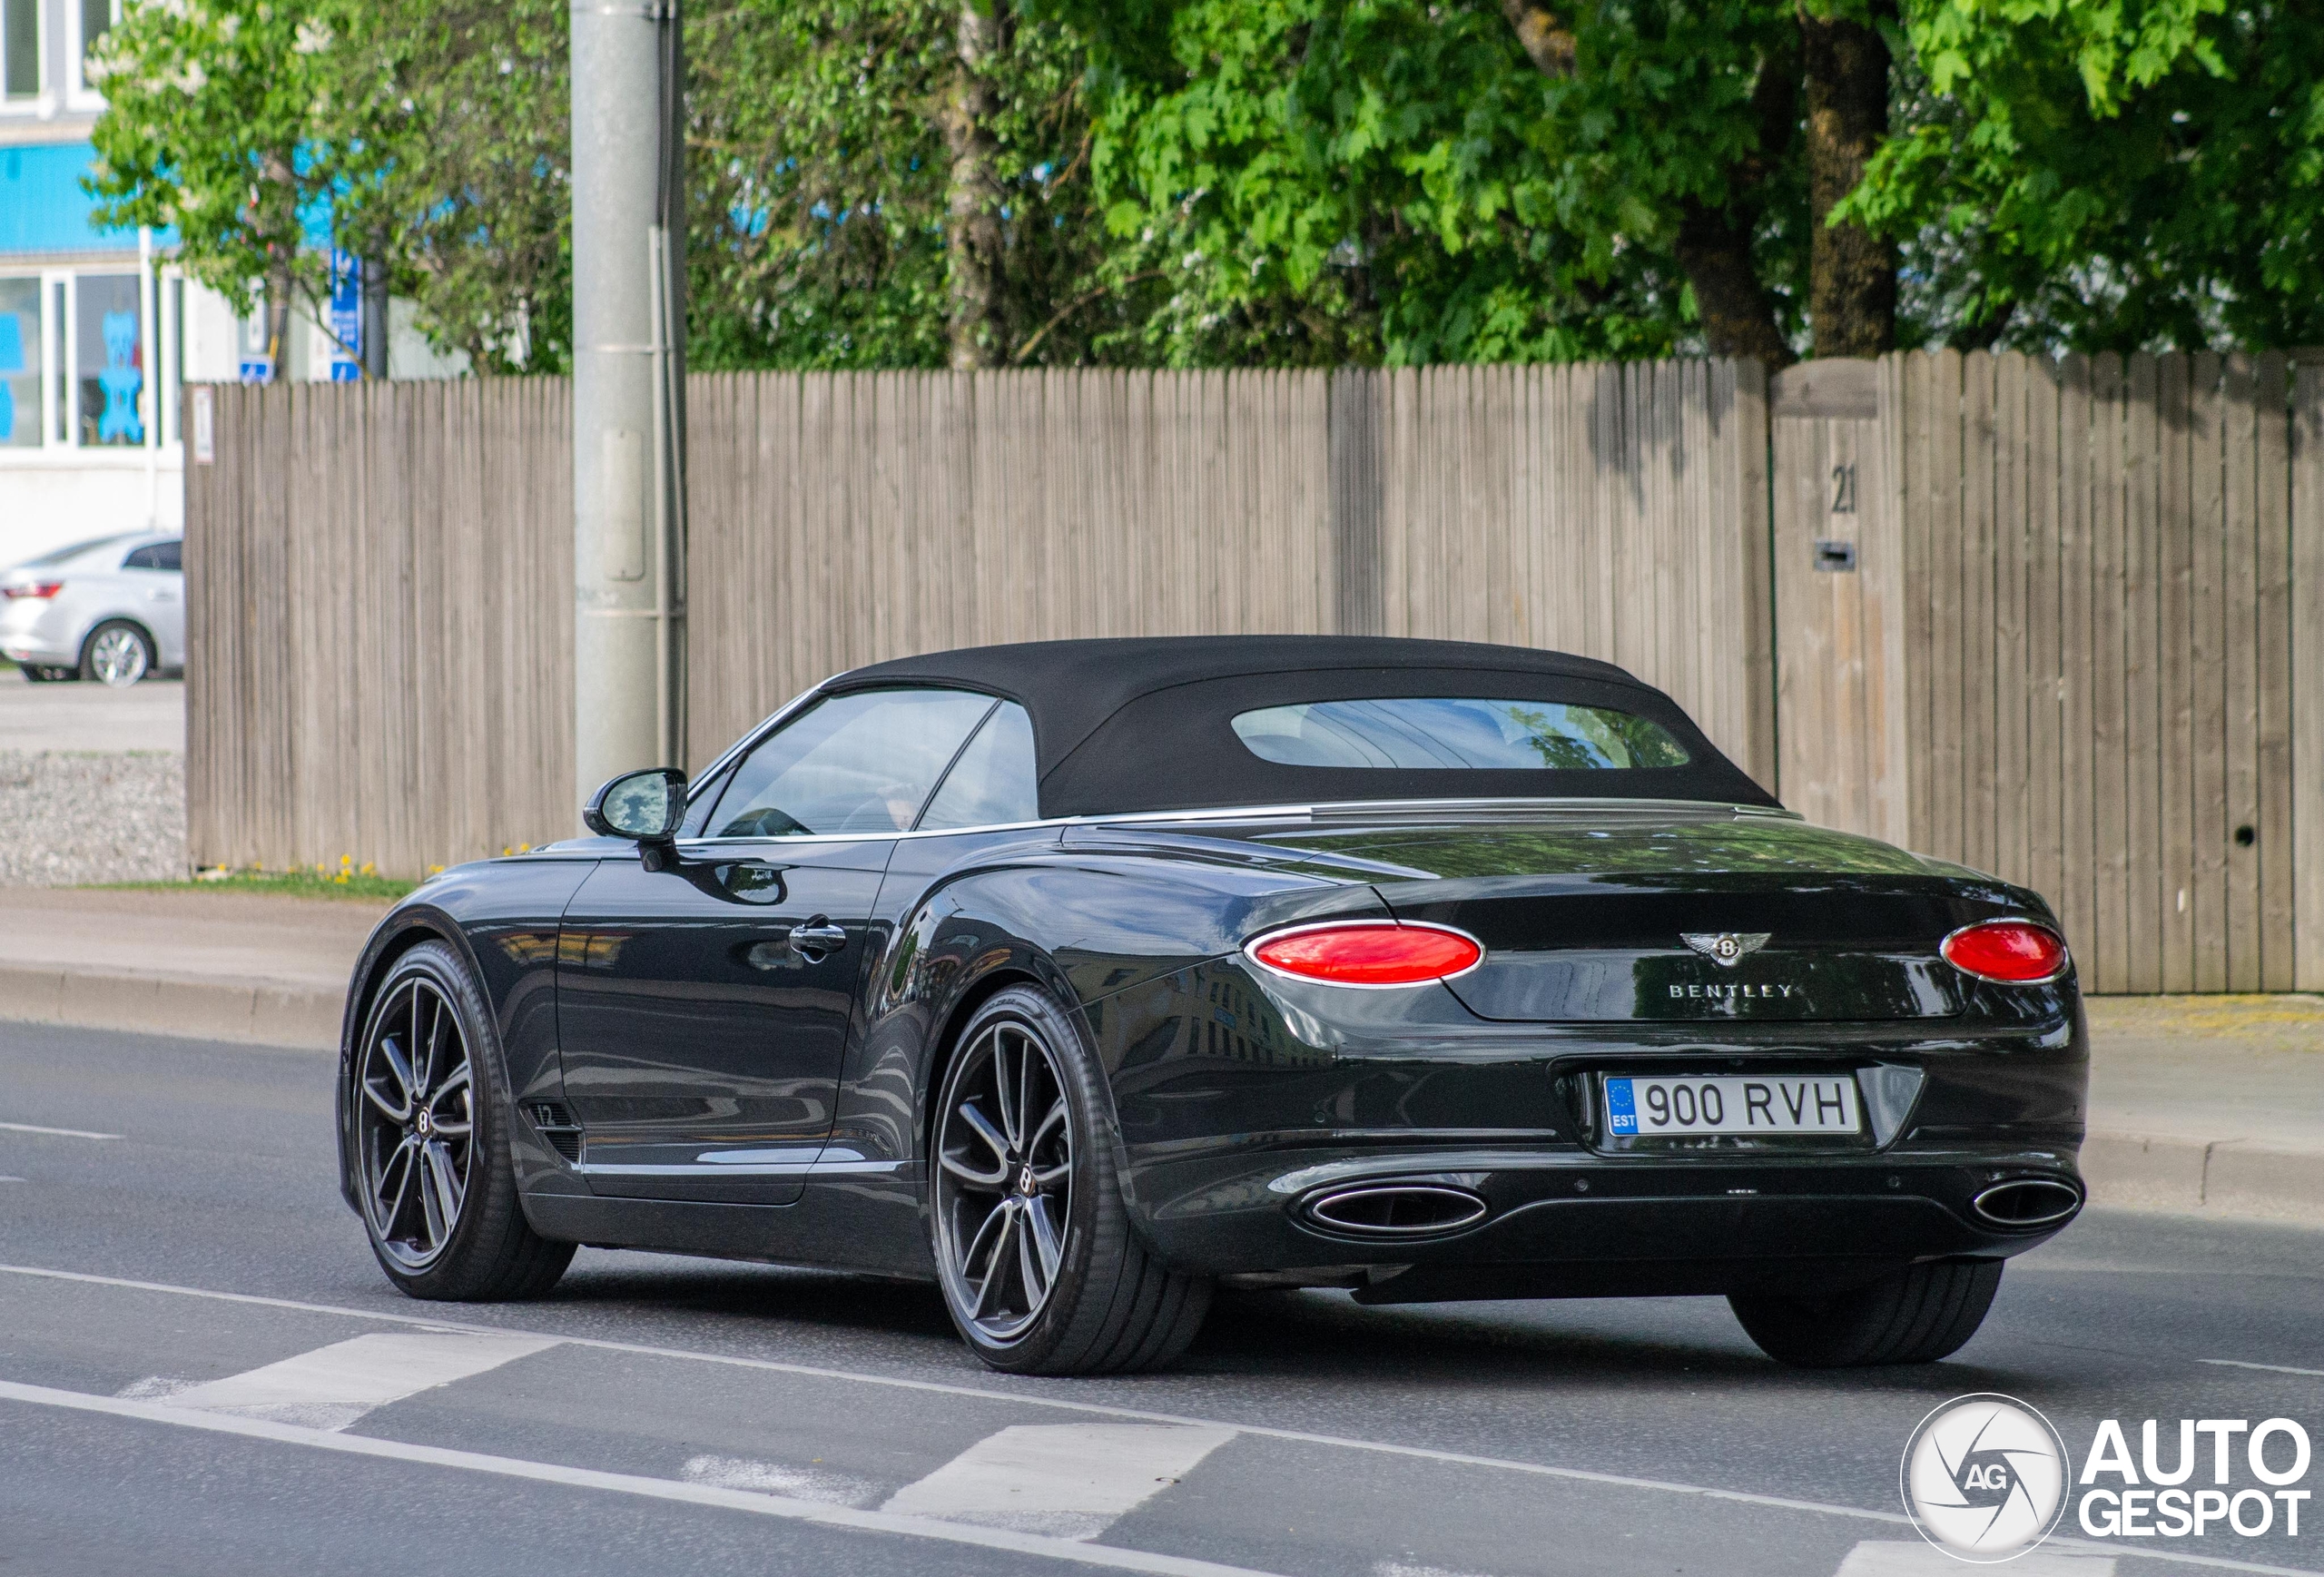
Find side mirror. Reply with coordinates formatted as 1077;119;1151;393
585;767;688;844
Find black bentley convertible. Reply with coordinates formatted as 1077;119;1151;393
337;636;2086;1375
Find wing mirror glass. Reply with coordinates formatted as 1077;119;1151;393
585;767;688;843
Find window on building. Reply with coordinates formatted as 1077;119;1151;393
49;279;65;441
0;278;39;448
3;0;41;100
79;0;113;63
162;275;183;444
74;272;143;447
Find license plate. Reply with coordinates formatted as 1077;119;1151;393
1603;1074;1861;1137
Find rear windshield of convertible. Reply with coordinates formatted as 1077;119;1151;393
1231;698;1691;771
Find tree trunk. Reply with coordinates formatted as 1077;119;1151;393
259;155;298;383
1799;4;1896;358
941;0;1008;370
1675;201;1794;366
263;252;293;385
1501;0;1795;366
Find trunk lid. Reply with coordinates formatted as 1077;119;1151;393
1235;804;1996;1022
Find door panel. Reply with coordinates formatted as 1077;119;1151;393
556;841;891;1203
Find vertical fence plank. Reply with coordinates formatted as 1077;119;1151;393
1960;354;1997;874
2189;354;2230;991
2123;354;2163;991
2158;355;2197;991
2055;356;2095;966
2295;364;2324;991
2253;355;2294;991
2221;355;2261;989
2024;357;2064;917
1992;353;2029;886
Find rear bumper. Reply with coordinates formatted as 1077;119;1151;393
1128;1139;2083;1295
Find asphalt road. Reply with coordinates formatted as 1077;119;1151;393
4;1022;2321;1577
0;669;182;754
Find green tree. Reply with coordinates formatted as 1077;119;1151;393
84;0;348;379
1844;0;2324;350
687;0;1129;370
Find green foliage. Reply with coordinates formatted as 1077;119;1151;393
1844;0;2324;349
686;0;1122;369
1067;0;1811;365
84;0;344;322
85;0;2320;369
327;0;573;373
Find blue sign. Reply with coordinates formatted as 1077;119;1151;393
329;248;363;378
239;357;273;382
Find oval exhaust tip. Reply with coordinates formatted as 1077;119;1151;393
1302;1184;1490;1237
1971;1178;2083;1228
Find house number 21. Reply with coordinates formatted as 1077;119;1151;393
1830;462;1857;515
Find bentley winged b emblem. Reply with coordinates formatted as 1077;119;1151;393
1681;931;1771;968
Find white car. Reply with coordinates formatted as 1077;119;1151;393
0;532;185;685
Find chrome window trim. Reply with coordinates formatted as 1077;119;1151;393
668;794;1802;850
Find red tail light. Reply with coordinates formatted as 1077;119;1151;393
1941;920;2069;983
1246;922;1483;987
3;581;63;600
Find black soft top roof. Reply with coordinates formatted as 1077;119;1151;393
832;636;1776;816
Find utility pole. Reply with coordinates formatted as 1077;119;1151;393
571;0;687;817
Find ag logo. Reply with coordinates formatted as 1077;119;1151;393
1901;1394;2072;1562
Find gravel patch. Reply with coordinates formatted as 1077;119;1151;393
0;751;186;886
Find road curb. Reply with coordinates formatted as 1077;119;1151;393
0;963;340;1050
2080;1129;2324;1223
2;974;2319;1226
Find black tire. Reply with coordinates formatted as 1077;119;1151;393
350;940;574;1301
80;620;153;686
930;985;1211;1375
1729;1258;2004;1367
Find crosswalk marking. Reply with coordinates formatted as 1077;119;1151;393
1836;1542;2116;1575
0;1379;1292;1577
881;1423;1238;1541
157;1330;559;1432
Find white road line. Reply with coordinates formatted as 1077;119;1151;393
0;1120;119;1139
681;1454;883;1507
0;1380;1290;1577
1837;1543;2115;1575
882;1424;1236;1541
1;1263;2315;1575
2202;1359;2324;1379
162;1330;560;1431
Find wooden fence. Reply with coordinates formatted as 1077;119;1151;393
686;363;1770;785
186;353;2324;993
185;380;574;880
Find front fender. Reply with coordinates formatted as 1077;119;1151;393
334;858;599;1212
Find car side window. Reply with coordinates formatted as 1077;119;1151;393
151;539;182;571
704;688;998;839
917;702;1039;830
123;544;162;569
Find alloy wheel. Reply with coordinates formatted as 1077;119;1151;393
356;977;476;1270
88;626;149;686
934;1020;1075;1343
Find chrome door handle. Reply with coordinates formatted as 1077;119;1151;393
787;921;847;954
